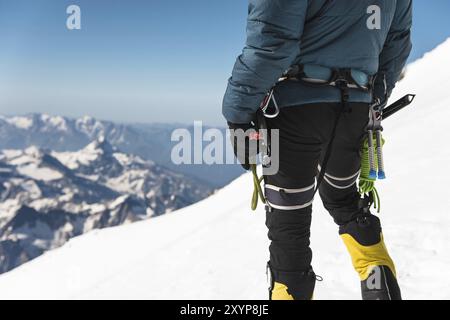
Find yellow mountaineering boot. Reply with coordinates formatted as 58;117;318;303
267;263;318;300
272;282;295;300
340;213;401;300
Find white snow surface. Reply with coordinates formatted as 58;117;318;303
17;164;63;182
53;140;104;170
0;40;449;300
4;116;34;129
2;147;63;181
40;114;68;132
2;114;69;131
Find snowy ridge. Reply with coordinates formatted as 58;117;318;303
0;113;242;188
0;40;449;299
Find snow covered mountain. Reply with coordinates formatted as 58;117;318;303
0;138;211;274
0;114;242;188
0;39;449;299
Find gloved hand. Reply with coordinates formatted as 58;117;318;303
228;121;259;171
373;73;389;110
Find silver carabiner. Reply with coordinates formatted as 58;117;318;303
261;89;280;119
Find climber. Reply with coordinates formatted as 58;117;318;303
223;0;412;300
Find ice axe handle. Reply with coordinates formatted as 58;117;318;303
382;94;415;120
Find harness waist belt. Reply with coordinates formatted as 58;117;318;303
282;64;373;90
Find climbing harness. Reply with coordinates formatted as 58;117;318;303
281;65;375;199
251;64;373;211
282;64;372;91
249;63;415;212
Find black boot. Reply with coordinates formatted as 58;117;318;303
339;213;402;300
361;265;402;300
267;263;317;300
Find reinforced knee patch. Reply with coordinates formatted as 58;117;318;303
265;183;315;211
267;263;317;300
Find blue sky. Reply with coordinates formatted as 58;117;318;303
0;0;449;125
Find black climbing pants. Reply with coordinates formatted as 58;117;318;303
265;102;370;273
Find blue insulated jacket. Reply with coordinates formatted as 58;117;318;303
222;0;412;124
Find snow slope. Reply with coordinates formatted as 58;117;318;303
0;40;449;300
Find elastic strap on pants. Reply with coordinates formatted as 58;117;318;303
314;83;350;196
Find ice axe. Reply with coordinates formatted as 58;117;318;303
382;94;416;120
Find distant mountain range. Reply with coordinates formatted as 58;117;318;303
0;113;241;273
0;136;211;273
0;114;242;188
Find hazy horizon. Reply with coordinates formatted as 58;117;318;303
0;0;449;126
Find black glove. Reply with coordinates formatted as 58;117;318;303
373;73;389;110
228;121;259;171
